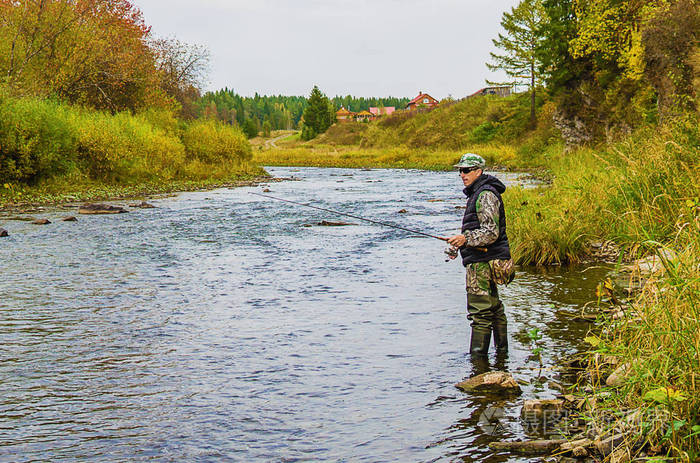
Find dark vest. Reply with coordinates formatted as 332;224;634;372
460;174;511;266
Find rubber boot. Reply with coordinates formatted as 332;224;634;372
469;327;491;356
492;323;508;352
491;301;508;352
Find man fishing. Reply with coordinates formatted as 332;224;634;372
447;153;513;356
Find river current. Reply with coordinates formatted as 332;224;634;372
0;167;605;462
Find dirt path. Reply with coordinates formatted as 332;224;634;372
265;131;297;148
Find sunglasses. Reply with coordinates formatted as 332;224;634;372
459;167;479;174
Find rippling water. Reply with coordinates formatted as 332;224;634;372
0;167;607;462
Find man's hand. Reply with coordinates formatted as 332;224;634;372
447;234;467;248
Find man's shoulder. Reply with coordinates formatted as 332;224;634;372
475;190;501;212
476;189;500;203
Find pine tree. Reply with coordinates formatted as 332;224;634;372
487;0;546;124
302;85;334;138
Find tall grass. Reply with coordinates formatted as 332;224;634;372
579;221;700;460
505;121;699;265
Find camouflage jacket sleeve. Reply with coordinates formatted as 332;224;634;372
463;190;500;247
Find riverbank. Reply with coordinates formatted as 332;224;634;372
0;169;269;212
0;91;261;211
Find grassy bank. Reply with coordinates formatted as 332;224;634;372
0;92;265;207
579;227;700;461
254;143;522;171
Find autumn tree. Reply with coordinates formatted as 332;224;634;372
487;0;546;124
150;36;210;118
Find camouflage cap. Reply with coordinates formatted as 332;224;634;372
454;153;486;169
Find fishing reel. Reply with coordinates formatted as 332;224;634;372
444;246;459;262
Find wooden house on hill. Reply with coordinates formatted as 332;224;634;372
406;92;439;111
355;110;373;122
336;107;354;122
468;86;512;98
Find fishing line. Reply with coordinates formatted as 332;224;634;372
249;192;449;242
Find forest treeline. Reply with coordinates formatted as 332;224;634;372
197;88;409;135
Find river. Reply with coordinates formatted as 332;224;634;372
0;167;606;462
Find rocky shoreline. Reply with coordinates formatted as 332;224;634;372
454;249;682;462
0;175;289;214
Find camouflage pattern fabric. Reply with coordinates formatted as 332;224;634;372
490;258;515;285
463;191;500;248
454;153;486;169
466;261;496;296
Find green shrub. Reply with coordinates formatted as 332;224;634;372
0;92;256;190
181;119;252;164
470;122;499;143
0;97;78;183
75;110;186;182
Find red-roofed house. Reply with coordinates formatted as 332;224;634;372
369;106;396;117
406;92;439;111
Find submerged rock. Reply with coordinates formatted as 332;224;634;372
397;209;408;213
128;201;155;208
78;203;127;214
455;371;521;394
317;220;354;226
62;216;78;222
31;218;51;225
0;228;8;237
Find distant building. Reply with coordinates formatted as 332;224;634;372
406;92;439;111
336;107;355;122
369;106;396;117
468;86;512;98
355;110;374;122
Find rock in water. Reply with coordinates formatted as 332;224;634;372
521;399;565;419
62;216;78;222
78;203;127;214
31;219;51;225
0;228;8;237
128;201;155;208
455;371;521;394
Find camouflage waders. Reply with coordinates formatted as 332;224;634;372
466;261;508;354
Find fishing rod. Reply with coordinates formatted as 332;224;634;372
250;192;450;242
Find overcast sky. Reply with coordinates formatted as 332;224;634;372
134;0;520;99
